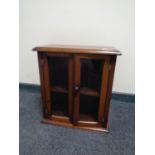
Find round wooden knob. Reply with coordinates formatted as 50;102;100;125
75;86;79;91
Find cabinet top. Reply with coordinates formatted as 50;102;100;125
33;44;121;55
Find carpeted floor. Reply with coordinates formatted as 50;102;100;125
19;88;135;155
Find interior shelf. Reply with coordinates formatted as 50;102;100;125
79;113;98;122
51;86;68;93
51;86;99;97
80;87;100;97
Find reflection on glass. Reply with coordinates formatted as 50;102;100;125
81;59;103;92
48;56;68;89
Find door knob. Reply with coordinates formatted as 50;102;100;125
74;85;80;93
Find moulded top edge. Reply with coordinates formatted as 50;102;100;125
32;44;122;55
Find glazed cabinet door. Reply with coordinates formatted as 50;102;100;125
38;53;73;122
73;54;110;127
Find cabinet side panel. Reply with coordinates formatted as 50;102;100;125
104;55;117;128
98;57;110;125
43;55;52;115
37;53;47;117
38;53;52;116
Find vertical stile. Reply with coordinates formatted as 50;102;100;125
68;56;73;118
73;56;81;125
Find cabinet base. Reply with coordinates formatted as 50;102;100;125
41;118;109;133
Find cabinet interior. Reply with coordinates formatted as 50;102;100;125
48;56;103;123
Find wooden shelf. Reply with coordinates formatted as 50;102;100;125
80;87;100;96
79;113;98;122
51;86;68;93
52;110;69;117
51;86;99;96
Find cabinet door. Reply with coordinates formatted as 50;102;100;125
73;55;110;127
40;53;73;121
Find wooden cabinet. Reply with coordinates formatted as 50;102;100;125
33;45;121;133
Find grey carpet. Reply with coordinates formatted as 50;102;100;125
19;88;135;155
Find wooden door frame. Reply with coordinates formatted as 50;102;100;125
73;54;110;127
39;52;74;122
38;53;52;117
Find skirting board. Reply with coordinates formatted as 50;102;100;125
19;83;135;103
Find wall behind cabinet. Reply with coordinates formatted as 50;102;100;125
19;0;135;94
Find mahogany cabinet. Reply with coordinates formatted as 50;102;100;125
33;45;121;133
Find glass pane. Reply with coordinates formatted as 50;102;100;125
51;92;69;117
80;59;103;92
48;56;68;89
79;95;99;122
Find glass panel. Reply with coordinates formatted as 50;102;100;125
51;92;69;117
80;59;103;92
79;95;99;122
48;56;68;89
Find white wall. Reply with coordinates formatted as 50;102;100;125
19;0;135;94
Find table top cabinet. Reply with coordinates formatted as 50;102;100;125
33;45;121;133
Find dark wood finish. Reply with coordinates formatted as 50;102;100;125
41;54;52;116
42;118;108;133
73;55;81;125
33;45;121;133
98;58;110;125
103;56;117;128
68;57;73;118
37;53;47;117
33;44;121;55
